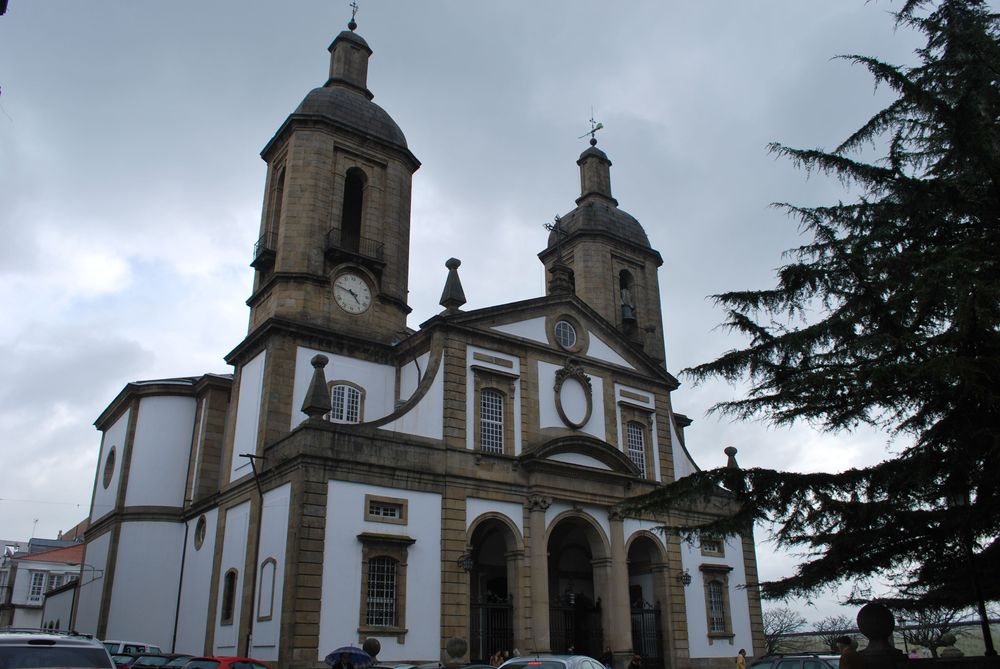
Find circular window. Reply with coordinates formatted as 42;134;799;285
102;447;116;489
554;320;577;349
194;515;207;550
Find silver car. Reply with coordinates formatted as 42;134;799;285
0;631;116;669
500;655;606;669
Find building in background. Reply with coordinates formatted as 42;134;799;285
1;542;82;628
74;19;764;669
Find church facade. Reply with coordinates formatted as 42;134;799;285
74;22;764;669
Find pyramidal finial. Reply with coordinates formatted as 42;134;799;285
301;355;332;419
348;0;359;31
439;258;467;314
724;446;739;469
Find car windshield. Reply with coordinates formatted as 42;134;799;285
164;659;191;668
184;661;220;669
0;646;114;669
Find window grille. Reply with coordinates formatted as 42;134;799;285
701;537;723;554
480;389;504;454
626;421;647;477
707;581;726;632
329;384;361;423
554;320;577;348
366;557;397;627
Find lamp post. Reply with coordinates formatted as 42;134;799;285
946;488;996;656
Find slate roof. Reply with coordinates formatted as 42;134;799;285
294;86;408;150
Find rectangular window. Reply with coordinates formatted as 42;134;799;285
480;389;504;454
626;421;647;477
700;565;734;638
364;494;408;525
29;572;45;601
46;574;62;592
707;581;726;632
700;536;724;556
366;557;397;627
369;501;400;519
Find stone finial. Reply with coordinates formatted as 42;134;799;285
856;602;906;662
301;354;332;419
547;261;575;296
724;446;739;469
439;258;467;313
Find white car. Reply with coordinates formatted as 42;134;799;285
102;641;163;655
0;630;115;669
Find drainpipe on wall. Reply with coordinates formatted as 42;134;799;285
239;453;266;658
171;519;190;653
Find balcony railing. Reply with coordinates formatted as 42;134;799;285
251;231;277;268
325;227;385;263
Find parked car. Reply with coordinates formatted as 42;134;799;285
132;654;183;669
184;656;272;669
0;630;115;669
748;654;840;669
104;641;163;655
111;652;139;669
499;655;605;669
161;655;195;669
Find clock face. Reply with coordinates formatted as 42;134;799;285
333;272;372;314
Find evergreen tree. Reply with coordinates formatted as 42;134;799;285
625;0;1000;610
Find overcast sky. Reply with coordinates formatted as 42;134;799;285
0;1;939;623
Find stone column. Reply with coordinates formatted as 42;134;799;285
527;495;551;654
608;511;633;668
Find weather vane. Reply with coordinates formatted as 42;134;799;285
577;108;604;146
348;0;359;31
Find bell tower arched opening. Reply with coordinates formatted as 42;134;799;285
340;167;367;254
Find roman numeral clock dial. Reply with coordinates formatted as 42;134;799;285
333;272;372;314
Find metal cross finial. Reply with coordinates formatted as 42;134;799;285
348;0;359;31
577;108;604;146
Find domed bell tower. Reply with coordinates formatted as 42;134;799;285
538;138;666;364
248;22;420;345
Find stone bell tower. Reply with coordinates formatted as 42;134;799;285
246;22;420;346
538;138;666;363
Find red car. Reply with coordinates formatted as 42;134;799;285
184;657;272;669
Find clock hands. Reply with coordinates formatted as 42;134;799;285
335;284;363;304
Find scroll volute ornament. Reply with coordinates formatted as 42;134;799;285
553;358;593;430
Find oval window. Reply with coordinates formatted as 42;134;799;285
194;515;207;550
554;320;577;349
102;447;116;489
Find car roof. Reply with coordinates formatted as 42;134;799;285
0;632;105;647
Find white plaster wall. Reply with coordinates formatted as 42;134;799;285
249;483;291;660
587;333;634;369
75;530;111;636
465;347;521;454
106;521;185;650
669;412;699;481
214;501;250;653
681;536;753;658
320;482;441;661
232;352;266;481
175;507;220;655
380;352;444;440
614;385;662;482
42;587;76;630
91;410;129;522
545;503;611;547
624;519;665;546
12;607;42;628
291;347;395;429
398;353;430;400
490;317;548;344
547;452;611;470
466;498;524;538
538;362;606;440
125;396;197;508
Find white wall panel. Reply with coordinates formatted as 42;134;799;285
214;501;250;653
319;482;441;662
75;531;111;636
250;483;291;660
587;333;634;369
106;521;185;650
231;352;266;481
42;587;75;630
682;536;754;658
290;347;395;429
125;396;197;508
91;410;129;522
175;508;219;655
466;498;524;538
490;317;548;344
537;361;606;440
380;353;444;440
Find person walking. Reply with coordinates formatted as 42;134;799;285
735;649;747;669
837;636;862;669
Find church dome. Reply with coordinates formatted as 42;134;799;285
293;86;408;150
549;198;650;248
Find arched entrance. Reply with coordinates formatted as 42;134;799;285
627;534;668;669
547;515;610;658
468;516;521;661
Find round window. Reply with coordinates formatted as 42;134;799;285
194;515;207;550
102;447;116;489
554;320;577;349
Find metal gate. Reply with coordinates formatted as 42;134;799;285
471;595;514;661
550;595;603;658
631;601;663;669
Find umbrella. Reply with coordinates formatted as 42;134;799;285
324;646;374;669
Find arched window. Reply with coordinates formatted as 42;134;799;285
480;389;504;454
365;556;398;627
620;270;636;322
626;420;647;477
341;168;367;253
221;568;238;625
328;383;363;423
257;558;277;621
267;165;286;241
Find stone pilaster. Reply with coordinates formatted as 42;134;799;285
527;495;551;654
